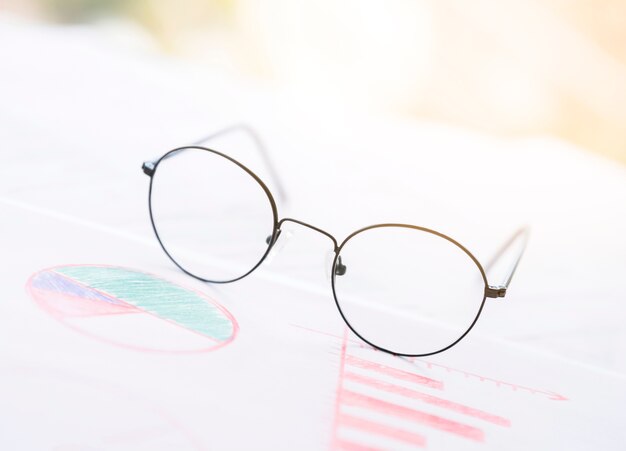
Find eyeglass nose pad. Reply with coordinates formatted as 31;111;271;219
325;253;347;280
264;229;293;265
335;255;347;276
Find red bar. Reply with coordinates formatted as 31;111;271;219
342;389;484;441
344;371;510;427
334;438;383;451
339;413;427;447
345;354;443;390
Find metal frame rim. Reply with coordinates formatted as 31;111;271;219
148;145;280;284
330;223;488;357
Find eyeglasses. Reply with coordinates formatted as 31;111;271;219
142;125;528;357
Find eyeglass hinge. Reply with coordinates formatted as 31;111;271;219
485;285;507;298
142;161;156;177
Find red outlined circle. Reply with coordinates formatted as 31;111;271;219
26;264;239;354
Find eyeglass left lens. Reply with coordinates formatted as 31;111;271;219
149;147;276;282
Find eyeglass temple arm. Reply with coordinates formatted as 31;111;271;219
142;123;288;202
483;226;530;299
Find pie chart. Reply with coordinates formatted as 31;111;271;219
27;265;238;353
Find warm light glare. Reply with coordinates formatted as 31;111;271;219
3;0;626;164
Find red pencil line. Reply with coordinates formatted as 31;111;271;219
344;371;510;427
341;389;484;442
345;354;443;390
292;324;567;401
412;359;568;400
338;413;427;447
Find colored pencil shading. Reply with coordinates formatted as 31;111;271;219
27;265;238;353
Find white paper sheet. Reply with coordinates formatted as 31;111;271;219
2;200;626;450
2;15;626;450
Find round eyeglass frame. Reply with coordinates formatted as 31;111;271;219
330;224;489;357
147;145;491;357
148;146;281;284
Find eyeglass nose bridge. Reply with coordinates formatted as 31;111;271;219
276;218;338;250
267;218;347;276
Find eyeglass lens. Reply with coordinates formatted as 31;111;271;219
333;226;485;355
149;148;276;282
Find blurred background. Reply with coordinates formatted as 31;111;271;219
3;0;626;165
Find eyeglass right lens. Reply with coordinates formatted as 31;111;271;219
149;148;276;282
332;225;486;356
